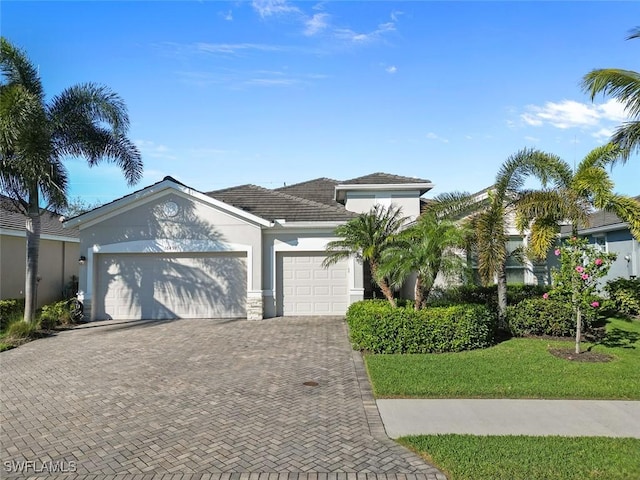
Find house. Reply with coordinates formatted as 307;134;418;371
0;196;80;307
559;202;640;283
63;173;434;321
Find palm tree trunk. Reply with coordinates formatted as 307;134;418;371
497;262;508;330
371;262;396;307
24;191;41;323
414;276;423;311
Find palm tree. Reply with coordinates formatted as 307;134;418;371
515;143;640;259
0;38;142;322
323;204;407;307
582;27;640;160
458;149;569;326
379;210;467;310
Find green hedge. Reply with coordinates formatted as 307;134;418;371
604;278;640;317
0;298;24;331
506;298;595;337
346;300;496;353
430;284;551;308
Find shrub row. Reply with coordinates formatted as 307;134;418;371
604;278;640;317
430;284;551;308
346;300;496;354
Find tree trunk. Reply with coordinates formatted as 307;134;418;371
24;191;41;323
414;276;423;311
497;262;508;330
370;262;396;307
575;306;582;354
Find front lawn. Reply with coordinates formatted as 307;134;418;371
400;435;640;480
366;317;640;399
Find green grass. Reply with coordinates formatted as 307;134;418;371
366;317;640;399
400;435;640;480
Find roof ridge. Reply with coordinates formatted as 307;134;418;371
274;177;339;190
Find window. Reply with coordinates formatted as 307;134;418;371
592;235;606;253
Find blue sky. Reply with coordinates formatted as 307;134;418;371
3;1;639;204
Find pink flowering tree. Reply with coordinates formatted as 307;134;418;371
547;237;616;353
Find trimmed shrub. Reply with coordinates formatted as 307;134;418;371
0;298;24;331
506;298;596;337
346;300;496;353
604;278;640;317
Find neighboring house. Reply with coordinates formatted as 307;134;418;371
559;202;640;283
64;173;434;321
0;196;80;307
459;187;552;287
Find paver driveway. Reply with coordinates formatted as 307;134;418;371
0;317;445;480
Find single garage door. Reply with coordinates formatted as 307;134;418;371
95;252;247;320
277;252;349;316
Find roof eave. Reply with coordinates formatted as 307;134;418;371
334;182;435;202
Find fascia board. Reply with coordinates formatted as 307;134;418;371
64;179;272;229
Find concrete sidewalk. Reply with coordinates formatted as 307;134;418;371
377;399;640;438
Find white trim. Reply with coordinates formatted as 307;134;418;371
0;228;79;243
84;238;254;319
64;179;272;229
335;182;434;201
560;223;628;237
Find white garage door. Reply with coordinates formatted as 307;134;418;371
278;252;349;316
95;252;247;320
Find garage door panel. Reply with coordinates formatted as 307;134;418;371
278;252;348;316
95;252;246;320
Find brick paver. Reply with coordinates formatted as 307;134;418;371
0;317;445;479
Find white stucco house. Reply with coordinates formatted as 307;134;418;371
64;173;434;321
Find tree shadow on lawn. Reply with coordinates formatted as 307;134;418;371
588;326;640;350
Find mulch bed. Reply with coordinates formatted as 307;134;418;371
548;348;614;363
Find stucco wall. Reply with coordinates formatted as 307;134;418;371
0;233;79;307
77;191;263;316
261;230;363;318
344;191;422;220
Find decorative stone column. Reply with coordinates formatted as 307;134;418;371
246;292;263;320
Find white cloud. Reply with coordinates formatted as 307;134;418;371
221;10;233;21
524;135;540;142
385;65;397;74
195;42;286;55
335;21;395;44
426;132;449;143
304;13;330;36
135;140;177;160
592;127;614;140
521;99;627;130
252;0;300;17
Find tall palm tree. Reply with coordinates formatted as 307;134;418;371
457;149;569;326
323;204;407;307
515;143;640;260
0;38;142;322
379;210;467;310
582;27;640;160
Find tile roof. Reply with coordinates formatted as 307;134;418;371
340;172;432;185
207;184;356;222
275;177;342;207
560;196;640;234
0;196;79;238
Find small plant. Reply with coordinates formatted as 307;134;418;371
0;298;25;331
545;237;616;353
39;299;76;328
4;319;39;340
604;278;640;317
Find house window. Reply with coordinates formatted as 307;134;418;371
592;235;606;253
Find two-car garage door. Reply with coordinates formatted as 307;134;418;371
94;252;247;320
277;252;349;316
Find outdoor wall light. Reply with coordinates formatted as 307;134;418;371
78;255;87;265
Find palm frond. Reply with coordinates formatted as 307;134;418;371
0;37;44;100
582;68;640;118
